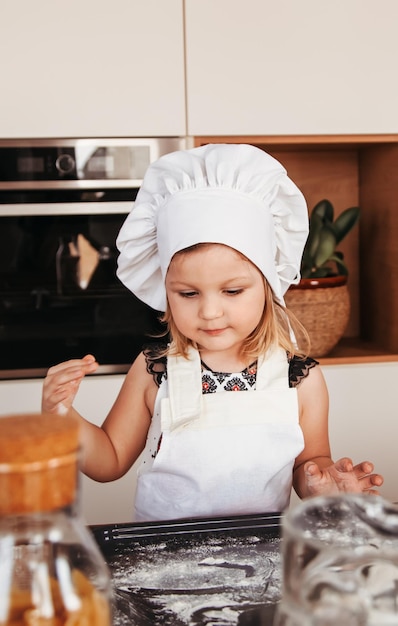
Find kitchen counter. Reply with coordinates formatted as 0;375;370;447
91;512;282;626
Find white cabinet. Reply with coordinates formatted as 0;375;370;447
185;0;398;135
3;1;397;139
0;0;186;138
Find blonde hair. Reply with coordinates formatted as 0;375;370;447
158;244;310;361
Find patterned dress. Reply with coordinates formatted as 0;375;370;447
144;342;318;392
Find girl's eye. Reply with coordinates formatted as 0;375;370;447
179;291;198;298
225;289;243;296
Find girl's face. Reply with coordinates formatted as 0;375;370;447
165;244;266;361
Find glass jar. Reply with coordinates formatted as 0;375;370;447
275;494;398;626
0;412;112;625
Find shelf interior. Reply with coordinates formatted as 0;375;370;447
194;135;398;363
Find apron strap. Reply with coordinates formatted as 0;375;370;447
166;345;202;430
165;345;289;430
256;348;289;390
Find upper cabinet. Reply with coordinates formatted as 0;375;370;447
184;0;398;136
3;1;398;139
0;0;186;138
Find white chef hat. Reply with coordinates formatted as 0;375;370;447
116;143;309;311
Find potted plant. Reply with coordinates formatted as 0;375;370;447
285;199;360;357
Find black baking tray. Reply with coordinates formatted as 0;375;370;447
91;512;283;626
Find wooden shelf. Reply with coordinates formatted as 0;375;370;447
319;338;398;365
195;134;398;148
194;135;398;364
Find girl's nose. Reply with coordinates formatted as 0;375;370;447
199;296;223;320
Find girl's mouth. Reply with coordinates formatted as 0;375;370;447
202;328;226;336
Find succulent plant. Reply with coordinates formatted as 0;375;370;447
300;199;360;279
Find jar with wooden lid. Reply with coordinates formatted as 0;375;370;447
0;413;112;625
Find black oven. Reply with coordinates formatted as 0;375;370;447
0;138;186;380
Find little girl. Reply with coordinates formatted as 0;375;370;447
42;143;383;521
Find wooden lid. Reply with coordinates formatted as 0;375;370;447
0;413;80;514
0;413;79;463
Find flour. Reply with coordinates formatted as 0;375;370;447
107;533;282;625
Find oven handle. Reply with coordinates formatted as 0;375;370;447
0;363;131;381
0;179;143;190
0;201;133;216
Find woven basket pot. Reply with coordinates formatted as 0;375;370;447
284;275;350;358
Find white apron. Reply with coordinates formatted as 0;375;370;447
134;346;304;521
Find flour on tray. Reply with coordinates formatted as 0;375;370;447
108;533;282;625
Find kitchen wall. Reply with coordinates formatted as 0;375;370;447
2;360;397;524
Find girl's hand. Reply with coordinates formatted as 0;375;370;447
41;354;99;416
303;457;384;497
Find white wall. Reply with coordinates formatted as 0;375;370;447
324;362;398;502
290;360;398;509
2;360;397;524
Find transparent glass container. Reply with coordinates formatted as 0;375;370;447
0;413;112;625
275;494;398;626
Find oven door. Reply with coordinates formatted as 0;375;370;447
0;201;166;380
0;137;188;380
